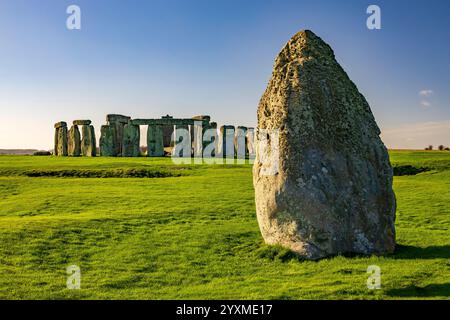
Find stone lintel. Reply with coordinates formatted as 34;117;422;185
73;120;92;126
192;115;211;122
54;121;67;129
130;118;209;126
106;114;131;124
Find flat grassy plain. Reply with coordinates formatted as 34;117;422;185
0;151;449;299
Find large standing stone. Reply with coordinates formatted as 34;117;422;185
99;125;115;156
54;122;68;156
246;127;255;159
202;122;217;158
122;123;140;157
147;125;164;157
253;30;396;260
162;115;174;147
172;125;191;157
107;114;131;156
235;126;247;160
81;125;96;157
217;125;235;159
191;116;211;156
68;125;81;156
191;122;204;158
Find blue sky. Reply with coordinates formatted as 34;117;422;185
0;0;449;149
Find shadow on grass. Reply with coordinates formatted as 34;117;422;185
386;283;450;298
394;244;450;259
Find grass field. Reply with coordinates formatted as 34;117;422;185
0;151;449;299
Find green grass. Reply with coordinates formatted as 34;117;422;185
0;151;449;299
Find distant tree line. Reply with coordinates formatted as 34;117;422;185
425;145;450;151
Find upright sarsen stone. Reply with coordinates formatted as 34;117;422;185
235;126;248;160
202;122;217;158
122;123;140;157
172;125;191;158
81;125;96;157
253;30;396;260
147;125;164;157
54;122;68;156
217;125;235;159
99;125;115;156
107;114;131;156
68;125;81;156
246;127;255;159
162;115;174;147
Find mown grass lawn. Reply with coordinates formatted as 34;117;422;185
0;151;449;299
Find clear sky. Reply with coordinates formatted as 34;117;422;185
0;0;449;150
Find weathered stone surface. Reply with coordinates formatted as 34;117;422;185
202;122;217;158
235;126;247;159
54;126;68;156
253;30;396;260
188;118;211;153
54;121;67;129
122;124;140;157
172;125;191;157
107;114;130;124
130;118;205;126
81;125;96;157
99;125;115;156
246;127;255;158
192;115;211;122
68;125;81;156
217;125;235;158
73;120;91;126
106;115;130;155
163;124;175;148
191;122;204;158
147;125;164;157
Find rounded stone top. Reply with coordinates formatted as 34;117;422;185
274;29;335;70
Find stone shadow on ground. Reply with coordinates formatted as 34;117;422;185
386;283;450;298
393;244;450;259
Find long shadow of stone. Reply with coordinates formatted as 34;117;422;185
386;283;450;298
393;244;450;259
